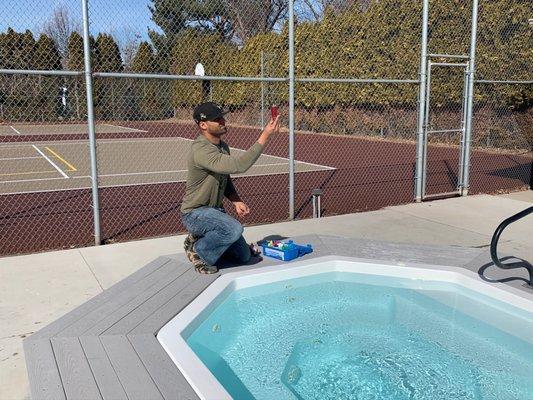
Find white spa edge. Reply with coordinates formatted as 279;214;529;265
156;255;533;400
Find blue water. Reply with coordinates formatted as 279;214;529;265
186;272;533;400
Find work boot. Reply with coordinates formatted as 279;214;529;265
183;233;198;258
189;250;218;274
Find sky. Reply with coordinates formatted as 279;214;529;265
0;0;160;42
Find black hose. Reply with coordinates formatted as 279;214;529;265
490;206;533;286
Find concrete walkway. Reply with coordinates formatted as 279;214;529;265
1;191;532;400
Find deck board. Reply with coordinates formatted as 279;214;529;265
128;334;199;400
23;339;67;400
51;337;103;400
129;272;219;335
100;335;164;400
79;336;129;400
58;259;177;337
85;261;191;336
104;266;199;335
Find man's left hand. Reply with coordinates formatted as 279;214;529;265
233;201;250;217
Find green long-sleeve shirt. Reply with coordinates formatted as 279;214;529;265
180;135;264;214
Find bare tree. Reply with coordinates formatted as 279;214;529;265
42;5;81;68
224;0;289;44
113;28;143;71
295;0;371;22
149;0;289;46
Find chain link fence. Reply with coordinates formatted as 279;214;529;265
1;0;531;256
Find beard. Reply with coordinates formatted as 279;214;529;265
212;126;227;136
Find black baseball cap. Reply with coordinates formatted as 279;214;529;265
193;102;229;124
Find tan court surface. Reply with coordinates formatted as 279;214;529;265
0;123;146;136
0;138;333;195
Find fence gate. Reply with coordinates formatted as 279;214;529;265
421;57;470;199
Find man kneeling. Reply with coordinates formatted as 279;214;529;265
181;102;280;273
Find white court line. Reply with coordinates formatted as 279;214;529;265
236;147;336;170
249;162;288;168
100;137;335;170
103;123;148;133
0;175;88;184
32;145;69;179
0;136;337;170
98;170;186;177
0;137;333;167
0;165;291;182
0;138;186;148
0;161;329;185
87;163;292;178
256;156;336;170
10;126;22;135
228;146;335;170
0;170;185;184
0;167;332;196
1;136;335;170
0;156;42;161
2;137;335;170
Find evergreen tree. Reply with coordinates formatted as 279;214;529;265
18;30;37;70
130;41;171;119
169;29;239;108
34;34;62;70
94;33;123;72
34;34;63;121
66;31;85;70
148;0;287;43
0;28;21;69
94;33;123;120
66;32;86;120
0;29;13;120
147;0;288;72
131;42;155;73
0;29;37;120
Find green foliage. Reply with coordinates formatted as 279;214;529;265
131;42;156;73
93;34;124;120
34;34;62;70
0;0;530;132
0;30;68;122
169;30;239;107
164;0;525;110
66;32;87;120
129;41;172;119
148;0;189;36
476;0;532;81
148;0;233;42
0;28;36;70
34;34;63;121
66;32;85;70
94;33;123;72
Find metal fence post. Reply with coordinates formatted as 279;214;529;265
81;0;102;245
261;51;265;128
288;0;295;220
415;0;430;202
461;0;479;196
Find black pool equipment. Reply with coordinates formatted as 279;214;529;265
490;206;533;288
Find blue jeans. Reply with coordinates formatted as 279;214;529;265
181;207;251;266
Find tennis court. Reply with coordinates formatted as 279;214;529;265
0;125;335;195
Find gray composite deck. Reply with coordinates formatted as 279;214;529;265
23;234;532;400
